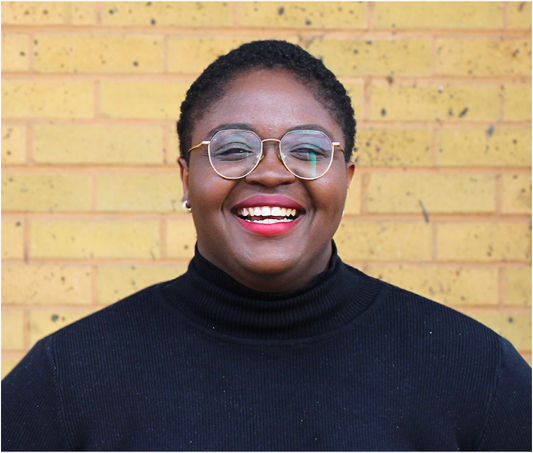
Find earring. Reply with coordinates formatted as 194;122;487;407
182;200;192;213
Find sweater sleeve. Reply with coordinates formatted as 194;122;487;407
1;336;71;451
477;337;532;451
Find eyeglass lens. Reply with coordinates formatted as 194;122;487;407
208;129;334;179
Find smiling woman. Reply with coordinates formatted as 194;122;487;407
2;41;531;451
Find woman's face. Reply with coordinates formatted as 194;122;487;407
179;69;354;292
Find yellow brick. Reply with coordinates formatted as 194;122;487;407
96;174;184;212
439;128;532;166
371;84;500;121
306;38;431;76
437;223;532;262
239;2;367;29
30;310;94;347
97;265;187;305
462;311;532;352
2;33;29;72
166;218;197;259
357;128;432;167
344;173;361;215
34;125;163;165
2;174;91;212
1;311;24;350
100;81;189;119
368;266;498;306
437;39;531;77
1;2;96;25
31;221;160;259
504;84;532;121
374;2;502;29
2;220;24;259
505;267;532;307
342;82;364;121
1;125;26;164
103;2;232;27
34;34;164;74
169;37;254;74
334;221;432;261
508;2;532;30
367;174;496;214
2;357;22;379
2;265;92;305
502;174;532;214
2;81;94;119
168;123;181;165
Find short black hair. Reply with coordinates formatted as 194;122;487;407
177;40;356;163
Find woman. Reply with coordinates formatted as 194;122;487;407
2;40;531;451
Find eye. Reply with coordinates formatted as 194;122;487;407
211;143;256;162
287;145;329;161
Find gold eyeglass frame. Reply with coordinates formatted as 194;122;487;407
187;129;345;181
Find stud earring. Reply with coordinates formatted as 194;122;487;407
182;200;192;213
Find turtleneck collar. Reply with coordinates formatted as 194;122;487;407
160;242;381;342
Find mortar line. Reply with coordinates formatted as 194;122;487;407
367;2;375;30
502;1;509;30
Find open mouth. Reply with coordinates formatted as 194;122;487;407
234;206;303;224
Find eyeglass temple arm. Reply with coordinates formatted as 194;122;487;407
332;142;345;154
188;141;210;153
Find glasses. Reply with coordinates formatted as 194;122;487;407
188;129;345;180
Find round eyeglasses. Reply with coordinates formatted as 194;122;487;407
188;129;345;180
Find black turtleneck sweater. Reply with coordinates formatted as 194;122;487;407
2;247;531;451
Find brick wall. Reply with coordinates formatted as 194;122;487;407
2;1;531;376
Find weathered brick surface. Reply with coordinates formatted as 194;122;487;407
103;2;232;27
1;1;530;362
1;220;24;260
96;174;184;212
31;221;161;259
436;39;532;77
374;2;502;29
166;219;197;259
505;268;532;307
504;84;532;121
1;2;96;25
1;34;29;72
502;174;532;214
34;35;164;74
367;266;498;306
2;174;92;212
437;223;532;262
306;38;432;76
30;310;95;347
370;84;500;121
1;311;24;350
335;221;432;261
2;81;94;119
367;174;496;213
356;128;432;167
239;2;367;29
97;265;187;306
2;265;92;305
100;82;189;119
33;125;164;165
1;125;26;164
438;128;531;167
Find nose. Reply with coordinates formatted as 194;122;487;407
244;140;296;186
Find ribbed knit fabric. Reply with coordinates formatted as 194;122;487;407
2;245;531;451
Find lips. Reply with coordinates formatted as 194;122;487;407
232;195;305;236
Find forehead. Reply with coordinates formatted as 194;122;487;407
191;69;343;143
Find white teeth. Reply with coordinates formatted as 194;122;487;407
236;206;301;220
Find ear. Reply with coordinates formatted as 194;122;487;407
178;157;190;203
345;161;355;189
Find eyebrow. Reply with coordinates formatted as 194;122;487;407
207;123;336;140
